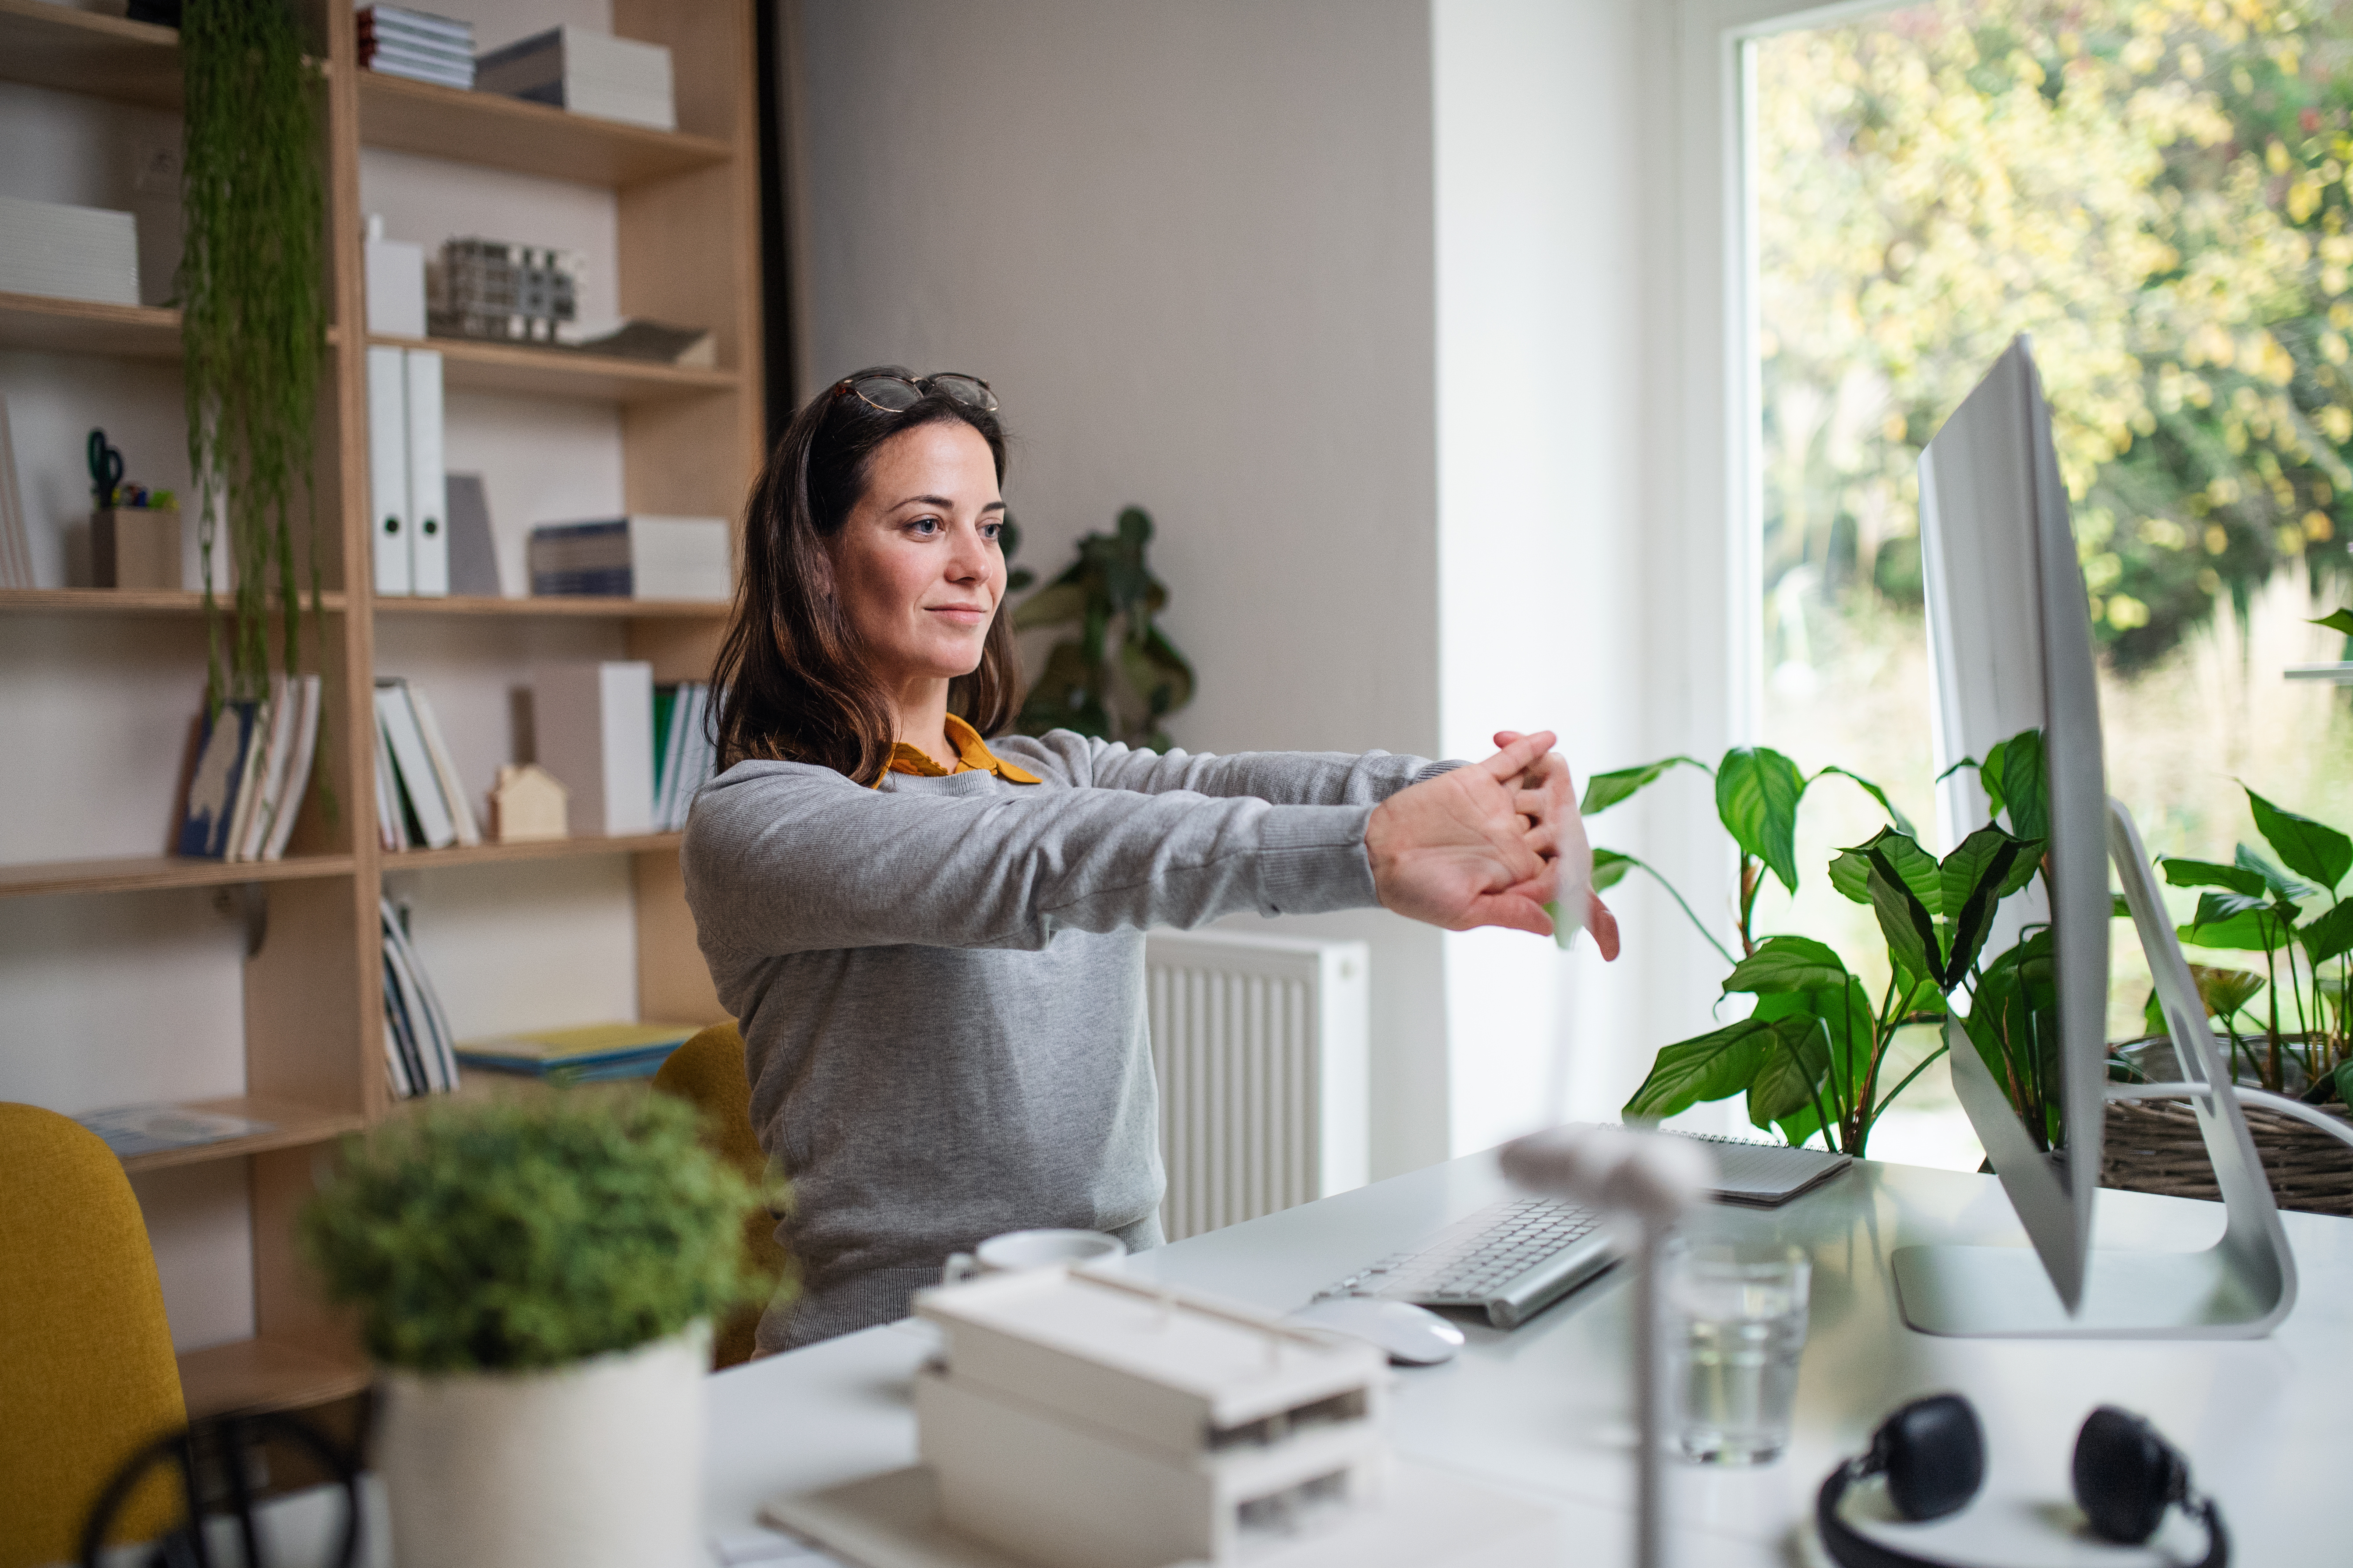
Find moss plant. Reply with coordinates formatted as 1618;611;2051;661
299;1096;781;1374
179;0;327;710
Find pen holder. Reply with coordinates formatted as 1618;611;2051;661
92;507;184;591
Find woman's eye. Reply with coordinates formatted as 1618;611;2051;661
907;517;942;537
979;522;1004;543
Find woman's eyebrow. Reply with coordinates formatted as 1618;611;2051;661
887;494;1007;513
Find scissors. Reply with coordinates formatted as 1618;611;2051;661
87;428;124;508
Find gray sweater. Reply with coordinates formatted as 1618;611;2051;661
680;731;1446;1351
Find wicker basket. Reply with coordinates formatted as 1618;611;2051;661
2102;1096;2353;1218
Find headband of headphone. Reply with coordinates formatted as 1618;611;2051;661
1815;1394;2227;1568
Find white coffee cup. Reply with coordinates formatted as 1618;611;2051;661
941;1228;1125;1285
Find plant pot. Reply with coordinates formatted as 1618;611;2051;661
376;1323;710;1568
2103;1035;2353;1218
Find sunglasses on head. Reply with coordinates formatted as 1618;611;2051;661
832;372;998;415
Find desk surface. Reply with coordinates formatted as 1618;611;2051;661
709;1151;2353;1567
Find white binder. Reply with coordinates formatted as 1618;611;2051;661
366;346;410;595
532;660;655;837
404;348;448;596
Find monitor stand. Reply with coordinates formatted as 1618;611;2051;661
1892;799;2299;1338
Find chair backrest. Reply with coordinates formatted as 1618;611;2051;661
0;1103;188;1568
651;1024;790;1368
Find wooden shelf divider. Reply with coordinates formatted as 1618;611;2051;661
0;0;182;109
117;1095;368;1176
382;832;683;871
368;332;738;403
0;588;350;618
0;853;357;901
357;70;732;186
0;291;183;360
372;593;729;620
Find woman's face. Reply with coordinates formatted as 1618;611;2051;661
828;420;1008;701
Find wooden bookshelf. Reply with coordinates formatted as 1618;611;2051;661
372;593;730;619
7;0;763;1421
0;853;357;901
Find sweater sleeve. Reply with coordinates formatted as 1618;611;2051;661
683;762;1381;959
990;731;1461;806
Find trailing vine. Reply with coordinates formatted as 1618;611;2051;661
179;0;326;710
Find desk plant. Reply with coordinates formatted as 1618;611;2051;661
300;1095;778;1568
1594;736;2052;1156
1008;506;1196;750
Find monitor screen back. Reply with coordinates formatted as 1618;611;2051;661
1918;335;2109;1311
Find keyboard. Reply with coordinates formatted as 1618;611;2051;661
1311;1196;1615;1329
1310;1131;1854;1329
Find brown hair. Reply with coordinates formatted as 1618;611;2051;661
711;367;1019;784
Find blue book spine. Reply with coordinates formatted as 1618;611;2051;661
176;702;258;859
531;567;634;596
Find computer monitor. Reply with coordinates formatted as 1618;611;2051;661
1895;335;2296;1338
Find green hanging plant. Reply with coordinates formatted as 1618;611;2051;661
1008;506;1197;751
179;0;328;710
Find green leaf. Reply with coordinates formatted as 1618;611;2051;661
1580;756;1710;817
1939;827;2043;984
1622;1019;1773;1123
2233;844;2318;904
1716;749;1809;893
2310;609;2353;636
2191;964;2267;1021
2160;857;2269;897
1992;728;2049;839
2112;894;2133;918
2303;900;2353;967
1860;844;1945;992
2336;1059;2353;1110
1011;580;1089;630
1832;827;1941;915
1746;1015;1833;1133
2244;788;2351;892
1812;766;1917;836
1591;848;1633;893
2178;904;2286;952
1722;934;1851;995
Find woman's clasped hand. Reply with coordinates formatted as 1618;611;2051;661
1363;728;1621;957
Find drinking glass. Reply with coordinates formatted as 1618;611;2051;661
1667;1241;1811;1465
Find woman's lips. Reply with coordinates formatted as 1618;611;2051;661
926;605;991;625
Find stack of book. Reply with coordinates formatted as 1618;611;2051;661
382;897;459;1098
374;677;481;852
454;1021;698;1085
357;6;475;90
475;26;676;131
0;194;138;307
428;237;580;345
174;675;325;862
528;516;731;600
655;682;721;831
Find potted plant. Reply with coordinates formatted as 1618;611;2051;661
1008;506;1197;750
1586;734;2051;1157
299;1095;778;1568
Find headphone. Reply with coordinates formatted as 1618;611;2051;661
1816;1393;2227;1568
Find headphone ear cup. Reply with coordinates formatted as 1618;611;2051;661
2072;1406;2185;1545
1879;1393;1986;1522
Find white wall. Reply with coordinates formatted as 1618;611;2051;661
795;0;1453;1175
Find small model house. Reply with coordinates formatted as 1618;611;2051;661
489;763;569;842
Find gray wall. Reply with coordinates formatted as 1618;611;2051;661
794;0;1453;1173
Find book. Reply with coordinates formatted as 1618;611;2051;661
381;897;459;1096
260;675;323;862
533;660;655;835
0;394;31;590
372;705;407;851
557;318;716;367
176;700;261;859
474;26;676;131
74;1104;277;1160
375;679;458;849
445;473;501;596
229;676;291;862
454;1021;697;1077
528;516;732;600
657;682;720;830
403;683;481;846
0;194;138;307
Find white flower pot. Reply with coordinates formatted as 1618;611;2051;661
376;1323;709;1568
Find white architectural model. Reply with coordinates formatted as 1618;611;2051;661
915;1268;1387;1568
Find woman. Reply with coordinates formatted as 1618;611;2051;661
683;367;1619;1353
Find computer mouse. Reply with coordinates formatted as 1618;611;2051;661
1286;1296;1465;1365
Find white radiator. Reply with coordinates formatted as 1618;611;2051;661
1144;930;1370;1241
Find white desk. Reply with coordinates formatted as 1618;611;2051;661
708;1151;2353;1567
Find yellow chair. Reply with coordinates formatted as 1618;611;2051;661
0;1103;188;1568
652;1024;793;1368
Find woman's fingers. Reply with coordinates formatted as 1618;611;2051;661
1587;893;1622;961
1476;731;1555;784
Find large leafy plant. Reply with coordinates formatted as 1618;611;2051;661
181;0;328;710
1597;737;2051;1155
299;1096;779;1373
1010;507;1196;750
2151;785;2352;1103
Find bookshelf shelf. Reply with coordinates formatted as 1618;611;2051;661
0;854;358;901
177;1337;373;1421
372;593;730;620
116;1095;367;1176
382;832;683;871
0;588;350;618
366;332;738;404
0;291;183;361
356;70;732;187
0;0;181;110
